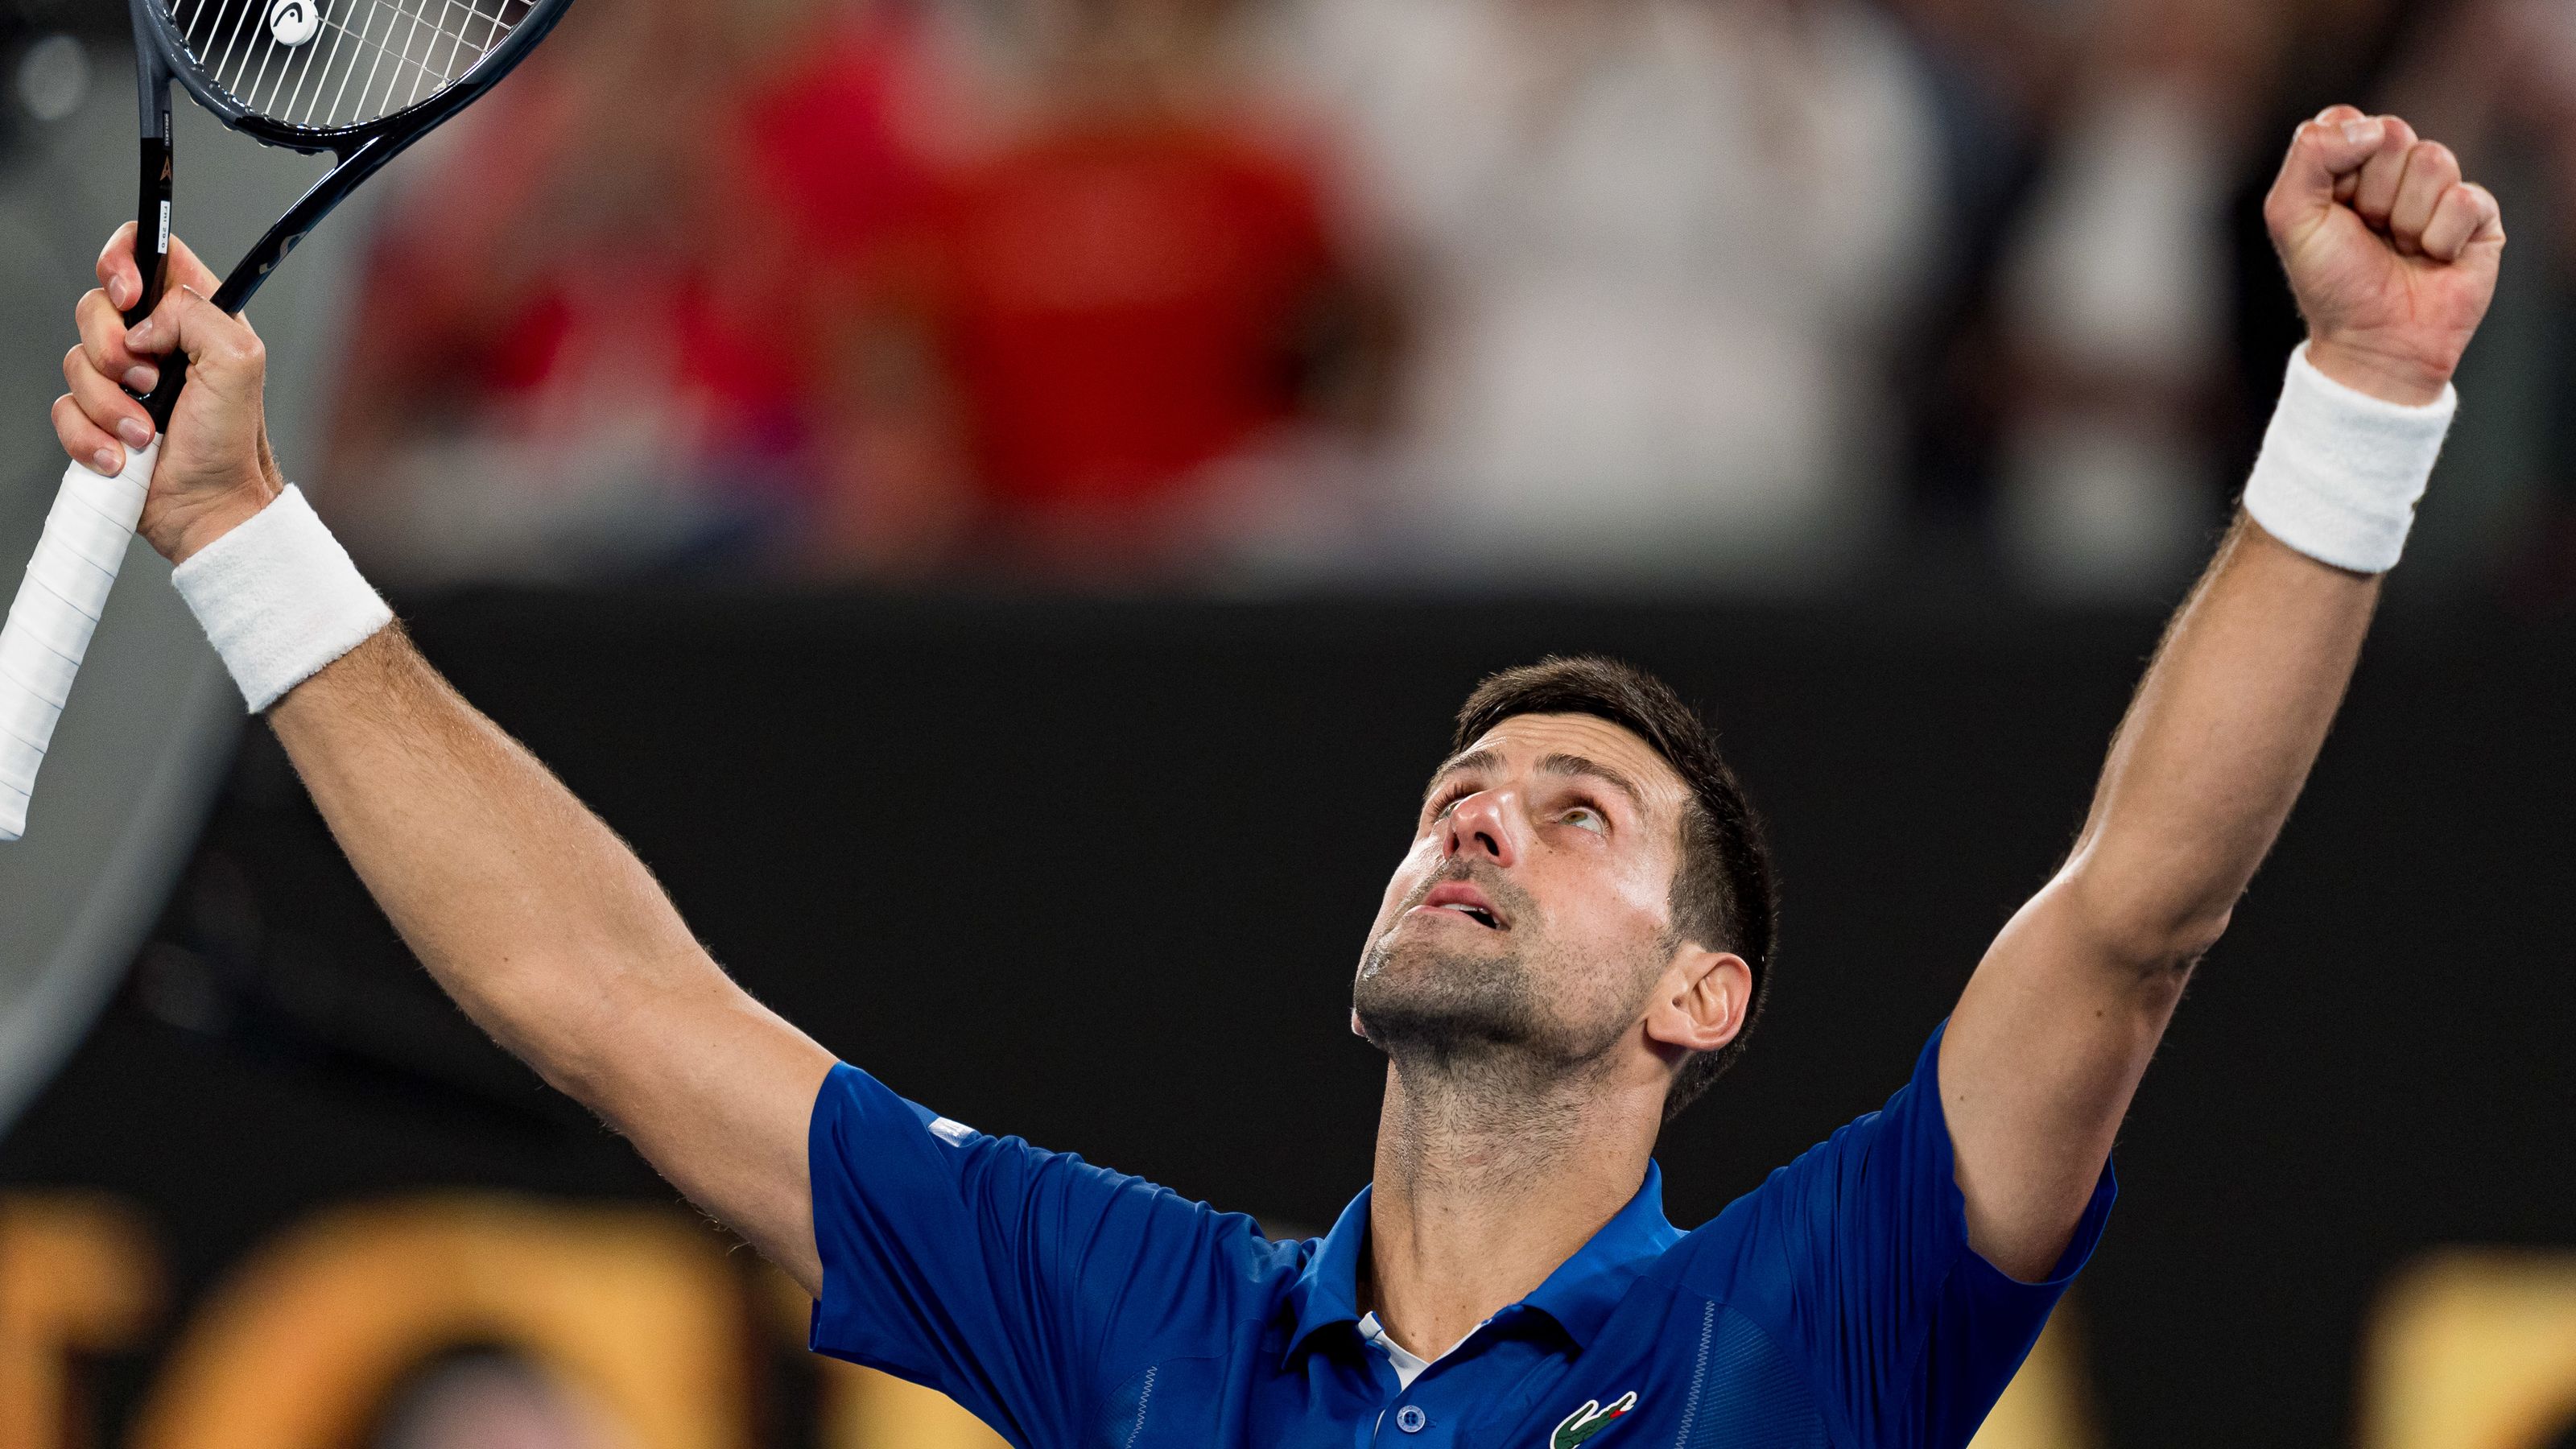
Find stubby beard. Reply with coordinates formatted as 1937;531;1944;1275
1353;865;1662;1096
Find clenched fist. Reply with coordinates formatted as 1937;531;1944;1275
54;223;283;564
2266;106;2507;406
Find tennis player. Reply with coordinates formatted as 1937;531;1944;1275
56;108;2501;1447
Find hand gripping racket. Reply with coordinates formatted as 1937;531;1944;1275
0;0;574;839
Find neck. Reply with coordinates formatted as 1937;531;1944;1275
1360;1055;1657;1362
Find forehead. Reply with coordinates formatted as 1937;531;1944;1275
1444;713;1692;813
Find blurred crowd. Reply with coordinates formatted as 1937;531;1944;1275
220;0;2576;597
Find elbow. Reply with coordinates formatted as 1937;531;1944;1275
2143;906;2231;974
2057;865;2235;977
454;963;622;1106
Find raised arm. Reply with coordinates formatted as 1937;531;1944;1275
1938;108;2506;1280
54;227;836;1292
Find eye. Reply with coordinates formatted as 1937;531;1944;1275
1426;786;1472;822
1563;805;1606;834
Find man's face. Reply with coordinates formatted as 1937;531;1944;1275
1352;713;1697;1074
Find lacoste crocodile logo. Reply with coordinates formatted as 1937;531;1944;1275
1550;1391;1637;1449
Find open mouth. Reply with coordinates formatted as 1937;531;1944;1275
1418;882;1508;930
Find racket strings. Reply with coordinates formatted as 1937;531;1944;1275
167;0;530;131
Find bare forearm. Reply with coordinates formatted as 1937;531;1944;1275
2062;515;2379;959
267;625;732;1094
58;225;837;1290
266;626;832;1283
1940;106;2499;1283
1942;516;2379;1278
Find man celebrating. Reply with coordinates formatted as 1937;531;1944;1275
52;109;2502;1446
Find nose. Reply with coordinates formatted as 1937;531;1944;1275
1442;789;1518;869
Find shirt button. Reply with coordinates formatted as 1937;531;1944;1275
1396;1405;1428;1434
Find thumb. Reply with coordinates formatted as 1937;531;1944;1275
123;285;264;391
2268;114;2394;232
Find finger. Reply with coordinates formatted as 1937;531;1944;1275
52;393;127;478
2311;105;2369;202
2388;141;2463;257
2271;114;2392;220
2419;181;2505;262
2353;115;2421;225
63;344;157;452
2463;181;2505;246
94;222;142;312
76;287;158;390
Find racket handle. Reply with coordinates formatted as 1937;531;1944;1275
142;350;188;429
0;442;155;840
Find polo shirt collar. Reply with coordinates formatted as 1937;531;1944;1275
1282;1161;1682;1365
1282;1185;1373;1362
1519;1160;1683;1344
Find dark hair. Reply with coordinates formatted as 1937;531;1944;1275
1451;655;1777;1121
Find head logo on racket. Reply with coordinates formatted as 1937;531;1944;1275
266;0;320;47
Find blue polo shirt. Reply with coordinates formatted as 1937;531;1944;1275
807;1022;2116;1448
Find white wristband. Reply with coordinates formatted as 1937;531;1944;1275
171;485;391;712
2240;343;2457;574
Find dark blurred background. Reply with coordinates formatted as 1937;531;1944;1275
2;0;2574;1446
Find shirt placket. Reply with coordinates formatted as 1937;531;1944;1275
1365;1309;1550;1449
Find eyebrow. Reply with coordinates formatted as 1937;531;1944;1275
1537;753;1645;811
1422;749;1503;809
1420;749;1645;812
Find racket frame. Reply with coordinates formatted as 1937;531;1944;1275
123;0;573;421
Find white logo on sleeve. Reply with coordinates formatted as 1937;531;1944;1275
927;1116;976;1146
267;0;322;47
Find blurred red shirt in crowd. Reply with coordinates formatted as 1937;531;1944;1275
330;0;1348;574
934;121;1337;518
327;1;955;564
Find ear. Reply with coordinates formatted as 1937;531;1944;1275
1642;947;1751;1059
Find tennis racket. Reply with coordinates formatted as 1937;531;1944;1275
0;0;575;840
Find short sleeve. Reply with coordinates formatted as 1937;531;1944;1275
805;1064;1274;1447
1683;1021;2116;1449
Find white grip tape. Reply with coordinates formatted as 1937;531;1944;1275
2241;344;2457;575
0;441;155;841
